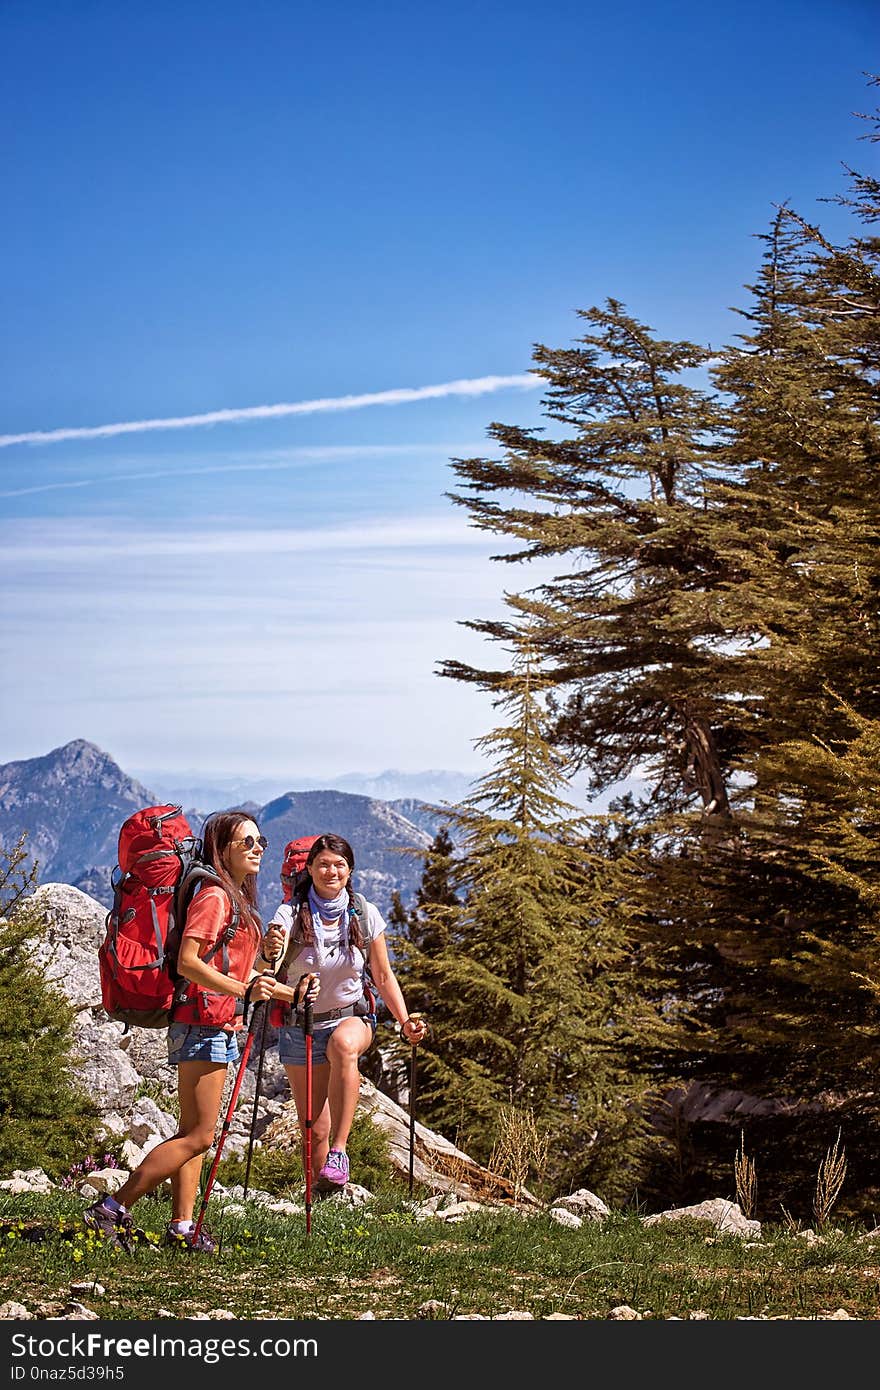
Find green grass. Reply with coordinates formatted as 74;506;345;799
2;1187;879;1320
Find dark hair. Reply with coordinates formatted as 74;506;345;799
301;832;364;954
201;809;263;935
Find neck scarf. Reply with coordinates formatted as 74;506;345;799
308;884;348;923
307;884;349;966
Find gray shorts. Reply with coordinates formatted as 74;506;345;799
166;1023;240;1066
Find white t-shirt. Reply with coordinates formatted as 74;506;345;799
269;896;385;1027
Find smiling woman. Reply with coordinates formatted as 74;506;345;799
83;808;279;1256
257;831;427;1194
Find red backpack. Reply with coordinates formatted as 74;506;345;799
280;835;319;902
98;804;239;1030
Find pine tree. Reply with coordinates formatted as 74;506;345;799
408;631;673;1202
442;299;737;830
686;101;880;1209
438;91;880;1214
0;835;100;1175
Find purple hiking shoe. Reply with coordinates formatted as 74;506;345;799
316;1149;350;1191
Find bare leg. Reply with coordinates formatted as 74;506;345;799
112;1062;228;1216
325;1017;373;1153
284;1061;330;1183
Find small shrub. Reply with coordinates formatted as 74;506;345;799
813;1130;847;1230
734;1130;757;1219
214;1147;303;1197
488;1104;550;1206
0;845;102;1179
347;1110;396;1192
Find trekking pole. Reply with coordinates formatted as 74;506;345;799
406;1012;426;1197
242;997;271;1199
408;1042;417;1196
192;994;264;1248
243;952;281;1200
304;995;313;1237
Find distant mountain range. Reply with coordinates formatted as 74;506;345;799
0;740;457;921
130;766;476;811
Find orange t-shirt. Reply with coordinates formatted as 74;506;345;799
181;884;261;1032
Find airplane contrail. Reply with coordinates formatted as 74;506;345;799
0;374;539;449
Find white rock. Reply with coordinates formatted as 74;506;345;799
642;1198;760;1238
549;1207;582;1229
0;1168;55;1194
0;1301;32;1319
551;1188;610;1222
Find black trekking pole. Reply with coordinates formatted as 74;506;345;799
408;1041;417;1196
242;998;272;1199
192;992;264;1248
243;952;281;1200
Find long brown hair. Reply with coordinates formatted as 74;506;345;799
201;810;263;937
298;832;365;954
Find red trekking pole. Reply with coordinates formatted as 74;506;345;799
192;994;264;1248
304;996;313;1237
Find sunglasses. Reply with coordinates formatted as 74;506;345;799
231;834;268;852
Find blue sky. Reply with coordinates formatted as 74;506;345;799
1;0;875;784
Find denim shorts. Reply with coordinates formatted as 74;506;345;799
278;1014;376;1066
166;1023;240;1066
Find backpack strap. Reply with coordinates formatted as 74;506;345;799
169;868;242;1016
351;891;371;967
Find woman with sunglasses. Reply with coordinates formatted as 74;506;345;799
258;832;428;1193
84;810;279;1254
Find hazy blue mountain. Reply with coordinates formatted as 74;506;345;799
132;766;475;810
0;740;436;919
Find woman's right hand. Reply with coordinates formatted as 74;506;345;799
262;925;286;963
293;972;321;1008
248;974;278;1002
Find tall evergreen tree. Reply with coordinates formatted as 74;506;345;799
688;106;880;1209
406;631;673;1201
438;95;880;1215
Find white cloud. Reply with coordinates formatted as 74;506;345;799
0;513;501;562
0;441;495;500
0;374;539;449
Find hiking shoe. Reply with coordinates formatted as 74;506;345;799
317;1149;349;1188
83;1198;134;1252
162;1222;216;1254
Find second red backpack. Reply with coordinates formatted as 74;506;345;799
280;835;319;902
